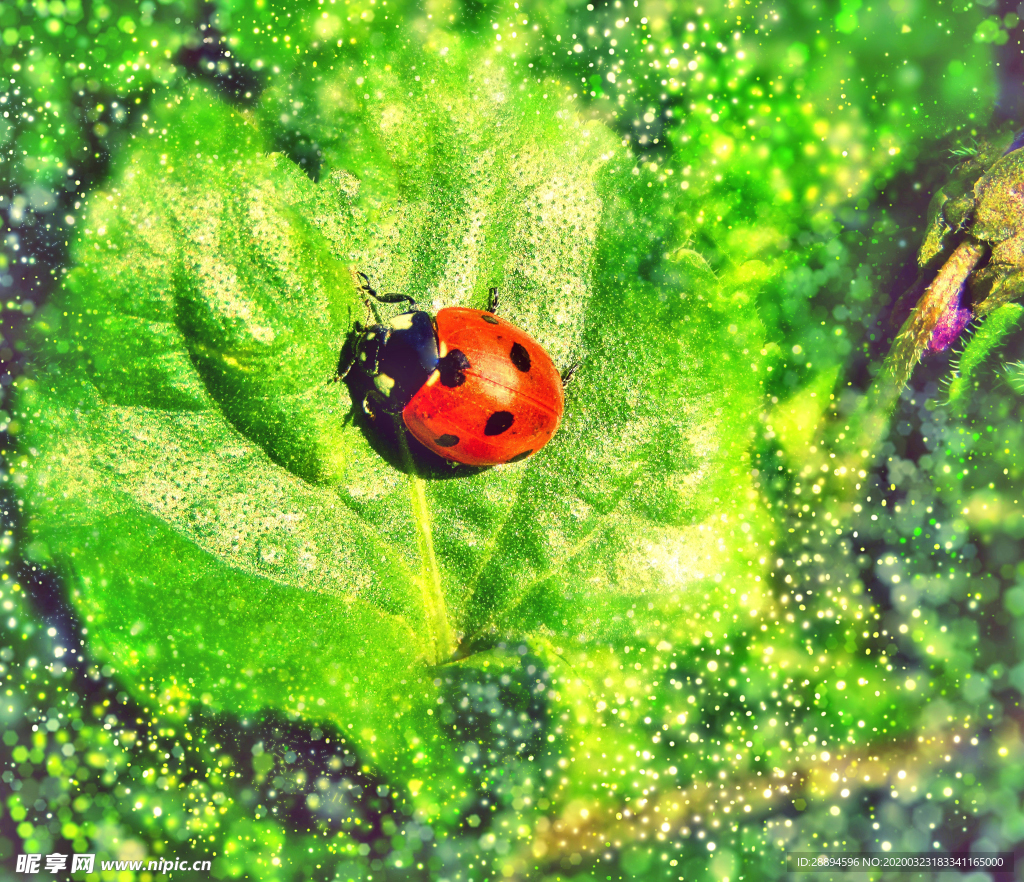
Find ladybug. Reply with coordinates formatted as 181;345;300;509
338;273;572;467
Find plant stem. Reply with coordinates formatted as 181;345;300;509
827;238;986;497
874;237;986;415
397;425;455;665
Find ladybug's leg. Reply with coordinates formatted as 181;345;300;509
361;390;386;421
332;321;366;383
561;361;580;388
333;351;355;383
487;286;500;314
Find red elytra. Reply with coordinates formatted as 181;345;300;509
402;308;564;467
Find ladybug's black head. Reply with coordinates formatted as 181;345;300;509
352;310;440;414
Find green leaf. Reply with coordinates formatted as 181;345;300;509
947;302;1024;408
19;51;763;809
1007;360;1024;394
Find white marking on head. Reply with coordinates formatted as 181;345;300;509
389;313;415;330
375;373;395;395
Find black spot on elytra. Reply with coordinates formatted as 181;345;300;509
438;349;471;387
481;314;499;325
506;450;532;463
510;342;531;373
435;434;460;447
484;411;515;436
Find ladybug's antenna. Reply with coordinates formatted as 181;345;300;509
357;272;417;323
